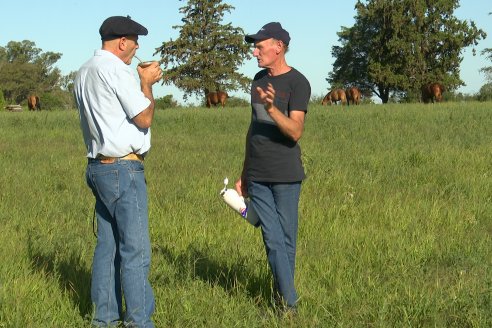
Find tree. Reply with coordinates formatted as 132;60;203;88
155;95;179;109
0;40;62;104
328;0;486;103
154;0;251;102
477;45;492;101
476;82;492;101
59;71;77;93
225;95;249;107
0;85;5;109
480;48;492;82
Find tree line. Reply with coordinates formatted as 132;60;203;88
0;40;75;109
328;0;487;103
0;0;490;109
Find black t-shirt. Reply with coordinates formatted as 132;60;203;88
247;67;311;183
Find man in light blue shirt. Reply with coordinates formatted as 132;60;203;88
74;15;162;328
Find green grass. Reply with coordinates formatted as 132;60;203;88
0;102;491;327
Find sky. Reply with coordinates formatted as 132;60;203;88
1;0;490;105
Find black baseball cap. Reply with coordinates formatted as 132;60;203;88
99;15;148;41
245;22;290;45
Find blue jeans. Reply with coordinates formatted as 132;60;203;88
248;181;301;308
86;159;154;327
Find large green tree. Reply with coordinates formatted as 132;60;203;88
0;40;63;104
328;0;486;103
154;0;251;102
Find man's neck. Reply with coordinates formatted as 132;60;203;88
267;58;290;77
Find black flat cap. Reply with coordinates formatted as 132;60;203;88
99;15;148;41
245;22;290;45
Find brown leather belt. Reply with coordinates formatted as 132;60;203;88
96;153;144;164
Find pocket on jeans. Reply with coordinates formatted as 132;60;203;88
130;161;144;173
91;169;119;204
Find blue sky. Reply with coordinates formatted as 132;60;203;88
1;0;490;104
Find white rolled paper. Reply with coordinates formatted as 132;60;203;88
221;188;247;216
220;186;259;227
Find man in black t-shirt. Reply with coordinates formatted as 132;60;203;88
235;22;310;312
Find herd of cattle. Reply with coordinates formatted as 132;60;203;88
321;83;444;106
16;82;444;111
322;86;361;106
204;82;444;108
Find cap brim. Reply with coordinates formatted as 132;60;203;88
245;33;269;43
133;23;148;36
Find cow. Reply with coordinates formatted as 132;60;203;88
321;88;347;106
345;87;361;106
421;83;444;103
206;91;228;108
27;95;41;111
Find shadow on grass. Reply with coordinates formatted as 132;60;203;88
27;234;92;319
154;243;272;307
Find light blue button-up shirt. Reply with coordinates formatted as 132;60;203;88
74;49;151;158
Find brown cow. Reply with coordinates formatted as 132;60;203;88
27;95;41;111
206;91;228;108
421;83;444;103
345;87;361;106
321;89;346;106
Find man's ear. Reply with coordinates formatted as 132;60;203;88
276;40;283;55
119;37;128;51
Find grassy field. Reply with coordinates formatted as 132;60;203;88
0;102;491;327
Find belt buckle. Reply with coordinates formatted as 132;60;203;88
96;154;116;164
100;157;116;164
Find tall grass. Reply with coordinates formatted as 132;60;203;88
0;102;491;327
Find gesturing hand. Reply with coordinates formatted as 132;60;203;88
256;83;275;111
